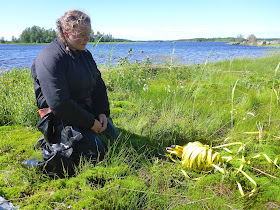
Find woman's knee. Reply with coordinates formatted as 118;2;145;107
106;118;119;139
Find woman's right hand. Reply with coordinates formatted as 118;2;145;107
90;119;102;133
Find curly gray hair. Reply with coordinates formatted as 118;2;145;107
56;10;91;56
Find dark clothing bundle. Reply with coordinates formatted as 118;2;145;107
33;117;118;178
29;38;119;178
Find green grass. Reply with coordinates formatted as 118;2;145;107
1;51;280;209
265;44;280;48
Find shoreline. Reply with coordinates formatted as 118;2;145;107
227;41;280;48
1;41;280;47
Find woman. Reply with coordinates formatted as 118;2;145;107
25;9;119;178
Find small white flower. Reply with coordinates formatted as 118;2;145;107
165;85;171;92
143;84;148;91
247;112;255;117
230;109;237;114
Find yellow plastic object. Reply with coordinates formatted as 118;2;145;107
165;141;224;173
165;140;280;197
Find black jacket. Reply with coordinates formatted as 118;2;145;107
31;38;110;129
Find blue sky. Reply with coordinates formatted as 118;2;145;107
1;0;279;41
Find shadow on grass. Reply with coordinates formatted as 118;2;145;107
111;127;166;160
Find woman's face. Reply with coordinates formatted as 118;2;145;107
65;25;91;51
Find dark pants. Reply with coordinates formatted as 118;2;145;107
39;118;119;178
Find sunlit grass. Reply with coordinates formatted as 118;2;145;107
1;52;280;208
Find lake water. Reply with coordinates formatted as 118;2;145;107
0;42;277;70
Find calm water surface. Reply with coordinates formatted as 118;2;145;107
0;42;276;70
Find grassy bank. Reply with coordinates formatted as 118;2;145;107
266;44;280;48
1;52;280;209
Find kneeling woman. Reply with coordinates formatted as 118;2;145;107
27;10;119;178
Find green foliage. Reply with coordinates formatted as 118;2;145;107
20;26;57;43
92;31;115;42
1;52;280;208
18;25;118;43
0;36;5;43
0;68;38;126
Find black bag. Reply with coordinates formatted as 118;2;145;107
37;124;107;178
36;112;55;142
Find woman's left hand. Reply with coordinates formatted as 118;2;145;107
98;114;107;133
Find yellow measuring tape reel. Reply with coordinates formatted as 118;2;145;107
165;141;280;197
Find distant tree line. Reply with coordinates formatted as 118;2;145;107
20;26;57;43
0;36;5;43
176;37;246;42
0;25;130;44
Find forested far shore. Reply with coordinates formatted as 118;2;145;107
1;25;280;44
0;25;130;44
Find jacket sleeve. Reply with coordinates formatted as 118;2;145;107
90;58;110;117
34;51;95;129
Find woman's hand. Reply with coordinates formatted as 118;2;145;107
90;114;107;134
90;119;102;133
98;114;107;133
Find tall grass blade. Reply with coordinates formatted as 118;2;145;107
192;52;212;120
231;80;238;133
170;47;175;65
269;61;280;125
